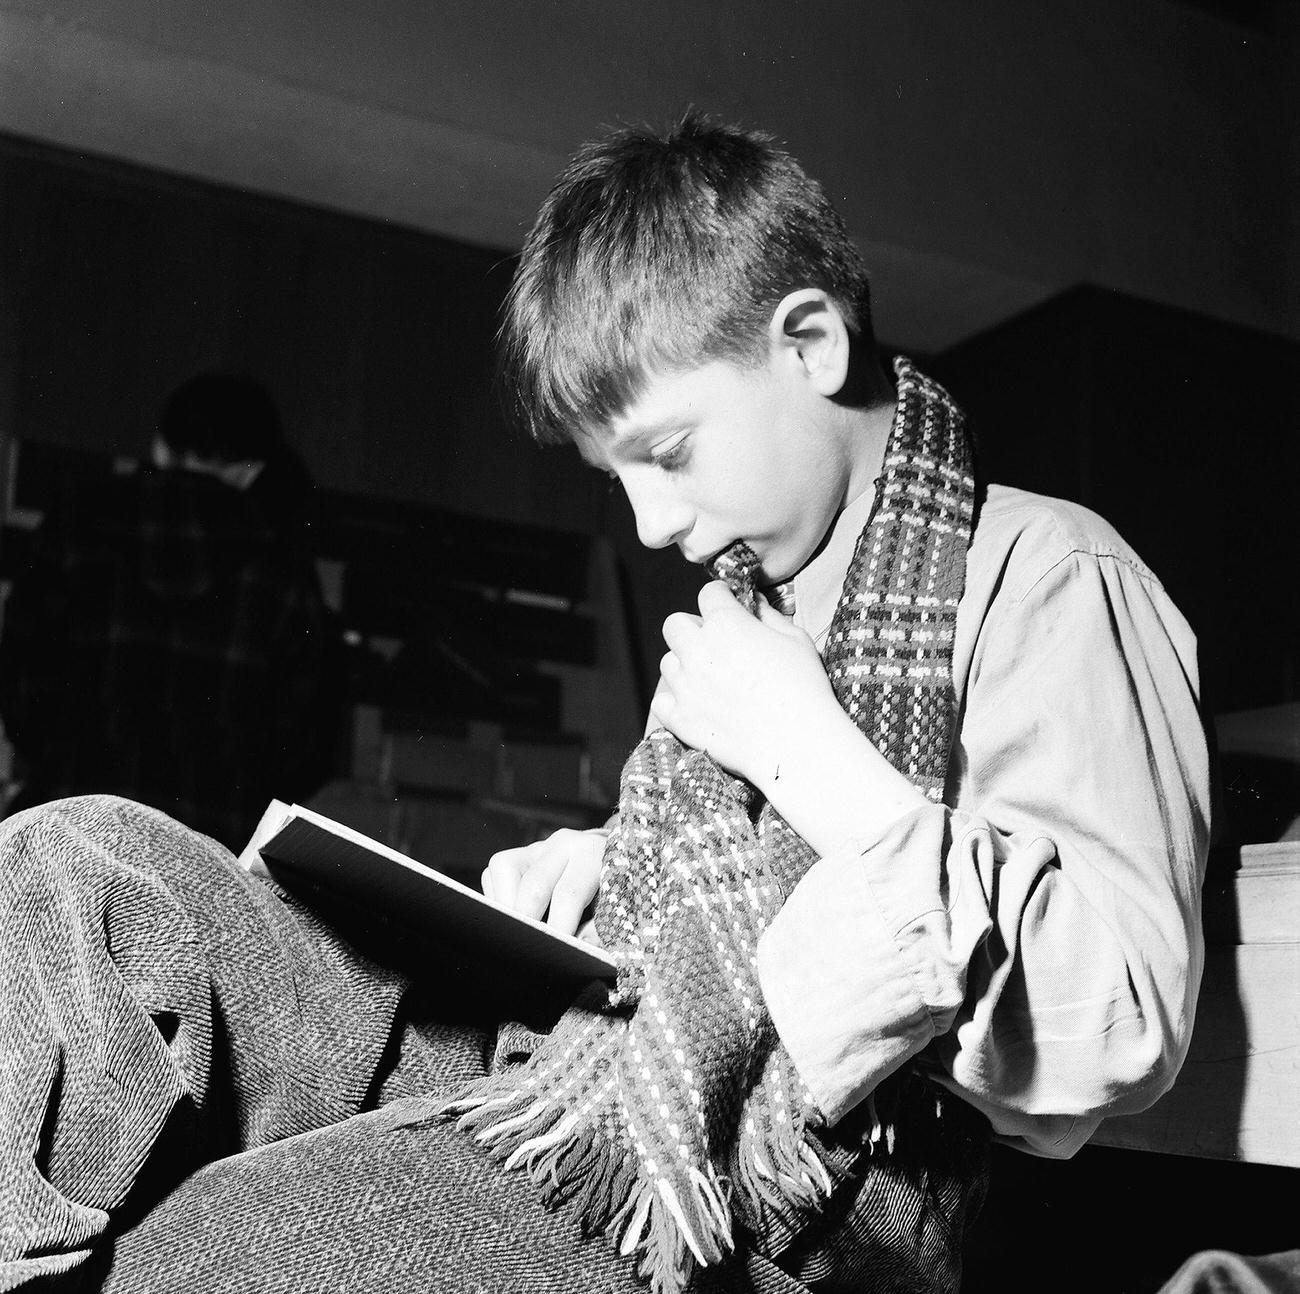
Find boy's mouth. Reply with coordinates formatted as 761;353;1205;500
688;541;742;568
705;541;760;577
705;541;764;609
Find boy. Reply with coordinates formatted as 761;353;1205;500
0;115;1209;1293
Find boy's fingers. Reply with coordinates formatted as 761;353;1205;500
482;849;514;909
513;850;568;921
649;688;678;735
697;580;740;616
662;611;702;634
661;611;701;654
483;841;541;912
545;834;605;936
545;874;593;937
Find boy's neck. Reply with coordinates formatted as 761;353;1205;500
783;393;895;588
834;350;897;506
841;394;897;509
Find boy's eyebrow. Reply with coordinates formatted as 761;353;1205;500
574;415;692;470
599;418;690;456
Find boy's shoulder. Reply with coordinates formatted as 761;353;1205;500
970;484;1161;604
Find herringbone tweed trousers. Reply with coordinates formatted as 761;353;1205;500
0;796;985;1293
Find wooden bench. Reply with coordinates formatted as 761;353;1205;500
1090;838;1299;1168
1091;700;1299;1170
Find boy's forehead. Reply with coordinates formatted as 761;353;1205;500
576;360;758;466
571;369;694;467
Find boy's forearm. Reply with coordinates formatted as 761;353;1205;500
752;702;930;860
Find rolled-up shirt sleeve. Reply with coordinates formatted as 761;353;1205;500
756;499;1211;1157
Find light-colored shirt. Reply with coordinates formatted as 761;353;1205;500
755;483;1211;1158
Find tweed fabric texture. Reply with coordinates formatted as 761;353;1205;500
445;358;977;1292
0;794;489;1291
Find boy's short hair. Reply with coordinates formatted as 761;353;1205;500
501;112;875;445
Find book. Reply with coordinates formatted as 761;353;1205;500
239;800;617;984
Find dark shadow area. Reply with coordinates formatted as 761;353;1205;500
931;284;1300;715
963;1144;1299;1293
1216;753;1300;852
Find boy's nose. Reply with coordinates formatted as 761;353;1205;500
624;474;692;551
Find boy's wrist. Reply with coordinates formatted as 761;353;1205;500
755;704;931;860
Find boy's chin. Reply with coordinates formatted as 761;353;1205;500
753;546;804;586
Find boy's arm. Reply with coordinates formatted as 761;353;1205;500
751;540;1210;1156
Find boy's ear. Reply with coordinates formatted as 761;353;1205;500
767;288;851;397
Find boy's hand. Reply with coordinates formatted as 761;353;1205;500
481;827;606;941
651;580;840;788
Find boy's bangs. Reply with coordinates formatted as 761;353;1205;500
514;278;727;446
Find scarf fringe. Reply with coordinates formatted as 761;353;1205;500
865;1091;898;1155
445;1083;737;1292
443;1036;846;1285
619;1172;735;1294
729;1109;834;1239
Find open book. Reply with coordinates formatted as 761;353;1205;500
239;800;617;984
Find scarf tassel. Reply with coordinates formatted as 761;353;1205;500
730;1116;834;1237
619;1173;733;1294
447;1084;734;1294
865;1091;898;1155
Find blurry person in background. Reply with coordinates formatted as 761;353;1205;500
0;372;342;849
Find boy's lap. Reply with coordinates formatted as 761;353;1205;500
2;798;959;1294
99;1094;951;1294
0;795;489;1287
0;798;646;1290
99;1099;656;1294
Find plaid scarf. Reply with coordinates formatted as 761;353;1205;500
446;358;975;1291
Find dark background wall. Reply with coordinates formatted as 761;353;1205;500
2;1;1295;712
5;132;1295;719
2;1;1295;352
0;134;711;703
0;137;597;527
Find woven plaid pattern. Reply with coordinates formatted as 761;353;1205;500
836;357;973;802
446;359;975;1293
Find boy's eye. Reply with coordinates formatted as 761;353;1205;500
650;436;691;473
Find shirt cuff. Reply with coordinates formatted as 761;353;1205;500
756;807;945;1126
